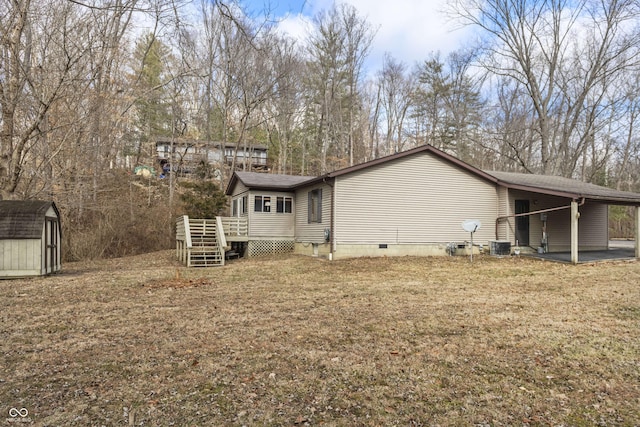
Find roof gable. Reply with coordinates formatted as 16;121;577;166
223;145;640;205
0;201;59;239
295;144;498;188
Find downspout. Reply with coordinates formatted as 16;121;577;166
323;177;335;260
495;198;586;240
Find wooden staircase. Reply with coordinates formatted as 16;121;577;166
176;216;227;267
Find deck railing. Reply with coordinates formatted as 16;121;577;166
175;215;192;265
218;216;248;237
176;215;225;267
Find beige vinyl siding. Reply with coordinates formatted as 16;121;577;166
295;183;332;243
333;152;497;245
230;181;249;198
505;190;572;249
500;190;568;247
545;201;608;251
497;187;511;241
248;191;295;238
504;191;608;251
230;182;250;219
578;202;608;249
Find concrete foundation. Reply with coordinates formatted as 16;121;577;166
295;242;484;260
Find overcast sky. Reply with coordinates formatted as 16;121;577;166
243;0;474;72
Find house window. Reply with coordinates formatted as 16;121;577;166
254;195;271;212
233;196;248;216
308;189;322;223
276;196;292;213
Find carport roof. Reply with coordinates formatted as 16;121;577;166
488;171;640;204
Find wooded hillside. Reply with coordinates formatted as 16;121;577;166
2;0;639;259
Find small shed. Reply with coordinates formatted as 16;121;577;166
0;200;62;278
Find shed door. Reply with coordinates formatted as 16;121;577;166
46;219;59;273
515;200;530;246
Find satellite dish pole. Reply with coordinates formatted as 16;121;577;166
462;220;482;262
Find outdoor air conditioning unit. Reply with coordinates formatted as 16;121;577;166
490;240;511;256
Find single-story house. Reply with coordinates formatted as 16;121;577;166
224;144;640;263
0;200;62;278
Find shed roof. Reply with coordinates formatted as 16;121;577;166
488;171;640;204
0;201;59;239
226;172;316;195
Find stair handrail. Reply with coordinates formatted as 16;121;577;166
216;216;228;250
183;215;192;248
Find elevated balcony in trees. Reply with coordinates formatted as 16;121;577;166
156;138;268;175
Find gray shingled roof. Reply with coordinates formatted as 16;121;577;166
488;171;640;203
226;172;315;194
225;144;640;205
0;201;59;239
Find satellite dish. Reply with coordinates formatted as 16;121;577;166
462;219;482;233
462;220;482;262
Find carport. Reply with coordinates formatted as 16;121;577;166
527;241;636;263
490;171;640;264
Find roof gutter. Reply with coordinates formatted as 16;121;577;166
495;181;578;200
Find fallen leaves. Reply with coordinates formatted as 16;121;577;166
1;251;639;426
143;277;215;289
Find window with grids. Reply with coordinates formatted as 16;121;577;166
254;195;271;212
276;196;292;213
232;195;248;216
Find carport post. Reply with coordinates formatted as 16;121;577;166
636;206;640;259
571;200;579;264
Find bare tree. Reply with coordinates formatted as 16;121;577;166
375;53;414;155
261;35;305;174
304;3;375;173
610;71;640;191
0;0;90;199
340;4;375;166
480;77;538;172
452;0;640;176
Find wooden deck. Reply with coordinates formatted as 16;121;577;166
176;216;247;267
219;217;249;242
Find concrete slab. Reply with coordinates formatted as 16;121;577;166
524;241;636;263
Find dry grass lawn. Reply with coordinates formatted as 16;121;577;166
2;251;640;426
